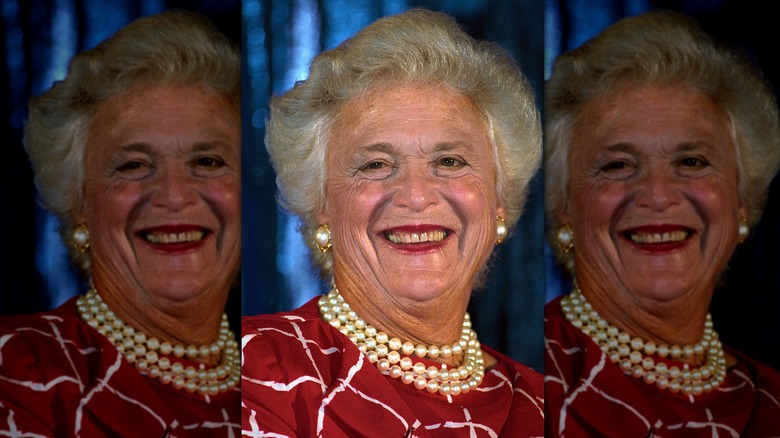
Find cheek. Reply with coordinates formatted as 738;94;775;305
326;178;388;228
688;178;740;226
83;178;144;230
445;177;496;218
204;178;241;225
568;178;624;230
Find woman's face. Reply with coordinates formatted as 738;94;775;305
322;83;502;304
78;83;241;305
564;83;744;303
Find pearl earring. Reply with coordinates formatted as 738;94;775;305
557;224;574;253
495;216;508;245
314;224;332;252
738;216;750;243
73;224;90;253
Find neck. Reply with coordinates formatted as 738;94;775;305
333;274;470;349
90;274;229;350
575;270;712;348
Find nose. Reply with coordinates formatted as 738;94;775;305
149;166;197;211
392;165;438;211
633;166;681;211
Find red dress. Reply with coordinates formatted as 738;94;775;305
242;297;544;437
545;296;780;437
0;297;240;437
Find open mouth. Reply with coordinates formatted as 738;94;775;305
137;226;210;252
144;230;206;244
380;226;453;252
384;229;449;244
627;229;690;244
622;225;694;251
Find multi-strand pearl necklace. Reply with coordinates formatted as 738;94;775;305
561;289;727;396
77;288;240;396
318;288;485;396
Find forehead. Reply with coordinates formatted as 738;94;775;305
86;83;239;154
572;83;733;156
328;82;491;153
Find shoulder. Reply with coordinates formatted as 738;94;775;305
729;347;780;402
484;345;543;395
544;296;589;373
0;298;100;369
242;297;338;357
0;298;107;434
242;296;345;375
241;297;355;436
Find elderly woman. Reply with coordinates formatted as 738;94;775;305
544;10;780;436
0;11;241;436
242;9;543;437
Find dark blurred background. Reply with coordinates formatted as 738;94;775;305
242;0;546;372
547;0;780;370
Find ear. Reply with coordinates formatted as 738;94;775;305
557;200;572;226
314;198;330;226
738;204;748;221
497;205;506;220
73;199;88;226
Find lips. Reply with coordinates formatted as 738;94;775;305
622;225;693;252
381;225;452;252
137;225;210;253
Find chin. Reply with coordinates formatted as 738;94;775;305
386;275;455;303
143;278;215;303
628;278;699;303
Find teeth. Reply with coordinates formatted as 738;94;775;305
145;230;205;244
385;230;447;244
629;230;689;244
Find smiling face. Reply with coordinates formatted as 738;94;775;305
78;83;241;308
564;83;744;307
321;83;502;309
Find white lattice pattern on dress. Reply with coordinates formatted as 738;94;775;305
241;299;544;437
544;298;780;437
0;299;241;437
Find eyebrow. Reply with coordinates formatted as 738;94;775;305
116;143;154;154
358;141;475;154
431;141;475;153
114;141;232;154
601;143;637;154
191;141;233;153
360;143;396;154
674;141;717;153
600;140;716;155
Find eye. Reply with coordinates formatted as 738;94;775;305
117;161;144;171
114;160;152;178
362;161;387;171
602;161;629;171
598;159;636;180
355;159;394;180
194;156;225;168
678;156;709;168
436;156;466;169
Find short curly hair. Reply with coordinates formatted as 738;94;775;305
265;8;542;278
545;10;780;274
24;10;240;274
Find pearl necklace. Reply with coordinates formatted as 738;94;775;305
561;289;727;396
317;288;485;396
76;288;240;396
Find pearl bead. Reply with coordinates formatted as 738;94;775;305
76;289;240;396
317;287;485;397
561;288;726;396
